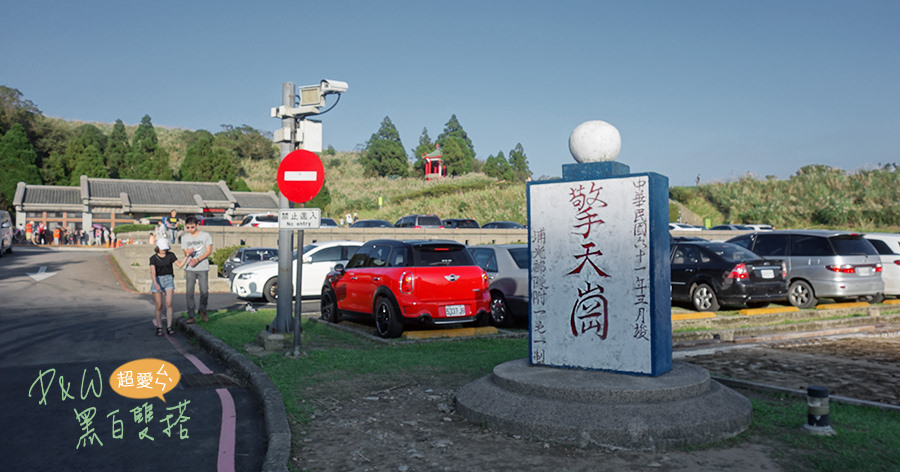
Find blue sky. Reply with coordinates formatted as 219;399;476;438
3;1;898;186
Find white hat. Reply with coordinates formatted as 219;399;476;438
156;238;170;251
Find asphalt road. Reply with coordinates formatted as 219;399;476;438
0;247;270;472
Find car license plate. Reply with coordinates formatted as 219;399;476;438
444;305;466;317
858;267;871;276
761;269;775;279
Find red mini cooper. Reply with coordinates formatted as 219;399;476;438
321;239;491;338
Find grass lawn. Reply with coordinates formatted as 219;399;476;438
201;309;900;472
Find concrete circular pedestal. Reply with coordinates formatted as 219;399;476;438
455;359;751;450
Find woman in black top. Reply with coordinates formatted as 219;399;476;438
149;238;185;336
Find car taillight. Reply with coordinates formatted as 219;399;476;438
482;272;489;290
727;263;749;279
781;262;787;279
875;263;883;272
252;223;259;227
400;271;414;293
894;260;900;266
826;264;856;274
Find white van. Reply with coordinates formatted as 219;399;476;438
0;210;12;256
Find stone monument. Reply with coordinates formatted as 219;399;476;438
456;120;751;449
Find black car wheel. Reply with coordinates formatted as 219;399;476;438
374;296;403;338
788;280;817;308
489;292;512;327
691;283;720;312
263;278;278;303
320;288;341;323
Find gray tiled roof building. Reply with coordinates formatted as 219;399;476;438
13;175;278;230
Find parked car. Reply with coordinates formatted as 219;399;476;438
395;214;443;228
709;224;753;231
197;216;232;226
669;222;704;231
222;247;278;279
321;239;491;338
443;218;480;229
863;233;900;298
320;217;339;227
670;239;787;311
744;224;774;231
240;213;278;228
231;240;362;301
481;221;525;229
0;210;12;256
468;244;529;326
727;230;884;308
350;219;394;228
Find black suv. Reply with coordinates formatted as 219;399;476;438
443;218;480;229
727;230;883;308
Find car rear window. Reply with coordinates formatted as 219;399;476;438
418;216;442;226
867;238;897;255
508;248;530;269
412;244;474;266
258;215;278;223
829;235;878;256
705;243;761;262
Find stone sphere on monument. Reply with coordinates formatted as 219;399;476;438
568;120;622;163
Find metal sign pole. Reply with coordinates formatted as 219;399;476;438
292;229;304;354
272;82;295;333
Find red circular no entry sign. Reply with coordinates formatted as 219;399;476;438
277;149;325;203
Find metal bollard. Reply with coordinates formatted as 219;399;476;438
802;385;836;436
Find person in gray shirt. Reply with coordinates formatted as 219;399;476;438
181;216;213;323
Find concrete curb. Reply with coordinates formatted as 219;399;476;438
175;317;290;472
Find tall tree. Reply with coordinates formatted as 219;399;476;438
65;124;107;174
124;115;171;180
483;151;514;181
105;119;130;178
42;151;67;185
508;143;531;182
438;136;471;175
69;144;108;184
179;130;238;186
436;114;475;173
361;116;408;177
0;123;42;210
410;127;434;174
0;86;41;137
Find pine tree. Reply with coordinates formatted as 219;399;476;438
179;130;237;185
508;143;531;182
69;144;108;184
436;114;475;173
41;151;67;185
484;151;514;181
411;128;434;174
362;116;408;177
0;123;42;210
439;137;472;175
105;119;129;178
124;115;171;180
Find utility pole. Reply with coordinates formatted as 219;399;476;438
271;82;295;333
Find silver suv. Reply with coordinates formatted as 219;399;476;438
727;230;883;308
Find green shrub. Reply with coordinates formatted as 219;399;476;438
113;224;153;234
212;245;242;276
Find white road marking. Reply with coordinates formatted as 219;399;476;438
27;266;58;282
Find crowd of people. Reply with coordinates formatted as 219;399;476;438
21;221;118;246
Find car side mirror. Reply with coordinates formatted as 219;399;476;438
333;263;345;273
303;255;312;264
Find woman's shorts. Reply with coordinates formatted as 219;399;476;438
151;274;175;293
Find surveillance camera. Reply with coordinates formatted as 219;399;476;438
320;79;348;94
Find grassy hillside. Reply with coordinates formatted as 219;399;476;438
315;152;527;225
671;164;900;232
